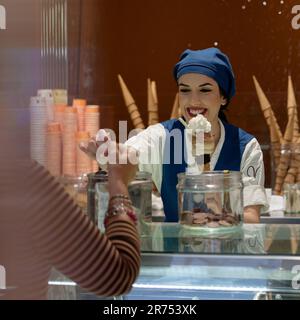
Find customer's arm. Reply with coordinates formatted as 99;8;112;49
26;151;140;297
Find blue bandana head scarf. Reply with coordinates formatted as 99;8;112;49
173;47;236;100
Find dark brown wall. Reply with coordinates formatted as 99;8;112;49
0;0;41;157
0;0;41;107
72;0;300;186
74;0;300;135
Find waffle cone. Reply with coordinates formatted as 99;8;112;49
284;167;297;184
269;114;281;144
269;115;282;167
272;148;281;169
274;153;291;195
283;109;295;143
151;81;158;105
253;75;283;143
171;93;179;119
288;75;300;141
118;74;145;129
297;169;300;183
147;78;158;125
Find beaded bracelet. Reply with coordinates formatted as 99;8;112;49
104;209;137;228
105;195;137;227
109;197;132;208
109;194;131;203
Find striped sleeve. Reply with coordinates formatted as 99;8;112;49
25;162;141;297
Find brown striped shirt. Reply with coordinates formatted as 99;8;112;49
0;160;140;299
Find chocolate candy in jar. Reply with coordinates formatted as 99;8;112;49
177;171;243;234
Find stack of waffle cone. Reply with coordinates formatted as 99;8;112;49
289;75;300;184
62;107;77;176
85;105;100;172
288;76;300;142
284;118;300;186
151;81;158;108
73;99;87;132
118;74;145;129
253;76;283;143
170;93;180;119
46;122;62;177
269;115;282;168
274;111;295;194
147;79;159;125
76;131;92;176
296;136;300;183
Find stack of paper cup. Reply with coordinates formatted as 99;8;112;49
38;89;55;122
46;122;62;176
85;105;100;172
63;107;77;176
53;89;68;105
73;99;87;132
76;131;92;176
54;104;67;131
30;96;48;166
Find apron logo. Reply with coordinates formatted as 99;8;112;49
0;265;6;289
292;265;300;289
292;5;300;30
0;4;6;30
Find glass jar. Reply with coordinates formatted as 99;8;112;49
271;143;300;194
177;171;243;234
283;183;300;215
59;175;88;214
87;171;152;231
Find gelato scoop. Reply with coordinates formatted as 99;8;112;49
187;115;214;157
187;114;211;134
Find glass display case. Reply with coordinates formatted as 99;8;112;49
48;222;300;300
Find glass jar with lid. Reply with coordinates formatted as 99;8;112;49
177;171;243;234
59;175;89;214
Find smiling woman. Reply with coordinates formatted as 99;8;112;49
125;47;268;223
178;73;226;146
83;47;269;223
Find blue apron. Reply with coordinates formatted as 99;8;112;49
160;119;254;222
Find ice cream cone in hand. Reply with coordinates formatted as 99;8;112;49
118;74;145;129
187;114;214;171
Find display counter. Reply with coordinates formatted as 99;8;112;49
48;221;300;300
